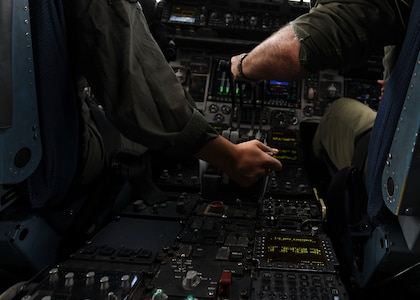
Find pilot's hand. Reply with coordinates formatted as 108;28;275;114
224;139;282;187
195;136;282;187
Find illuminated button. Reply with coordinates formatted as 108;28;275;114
209;201;224;213
266;215;278;227
218;270;232;297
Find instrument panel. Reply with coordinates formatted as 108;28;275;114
26;189;349;299
9;1;387;299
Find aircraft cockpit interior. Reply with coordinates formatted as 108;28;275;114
1;0;420;299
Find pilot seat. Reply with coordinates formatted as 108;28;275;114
0;0;152;290
324;1;420;298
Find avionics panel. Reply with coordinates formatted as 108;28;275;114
31;264;143;299
300;70;382;122
207;58;253;104
300;70;344;122
254;232;338;273
157;0;310;43
167;4;199;24
265;234;326;265
251;270;348;299
207;59;300;108
266;129;300;162
204;57;301;130
265;79;300;108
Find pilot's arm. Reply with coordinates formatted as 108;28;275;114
231;0;411;82
62;0;281;187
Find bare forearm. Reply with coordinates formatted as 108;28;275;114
194;135;237;170
231;24;309;82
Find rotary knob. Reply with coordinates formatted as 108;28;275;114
182;270;201;290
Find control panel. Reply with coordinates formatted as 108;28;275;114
170;51;302;133
156;0;309;44
169;53;381;141
8;1;388;299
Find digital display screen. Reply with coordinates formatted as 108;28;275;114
268;130;298;161
215;70;231;96
169;5;196;24
270;130;297;143
211;65;252;100
210;64;299;107
264;234;327;267
273;149;298;161
265;80;300;108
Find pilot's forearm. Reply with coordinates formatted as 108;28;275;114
231;0;407;81
231;24;308;82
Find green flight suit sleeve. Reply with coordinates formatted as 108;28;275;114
63;0;218;158
291;0;411;73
